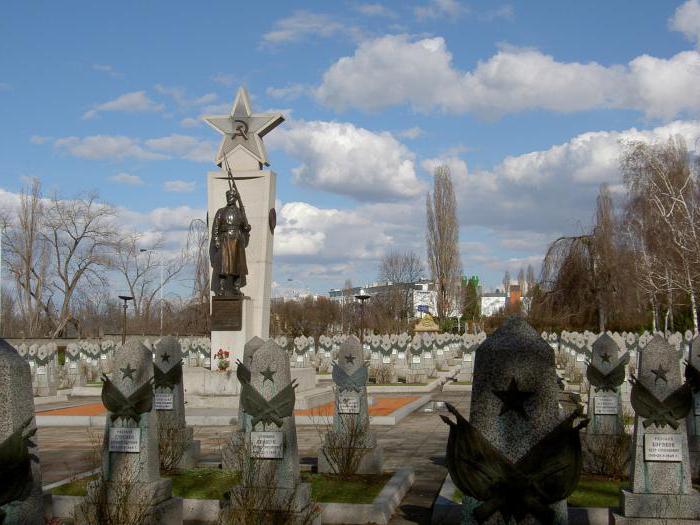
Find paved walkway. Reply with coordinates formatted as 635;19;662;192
36;391;470;523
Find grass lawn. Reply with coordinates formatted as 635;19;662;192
568;476;628;507
370;382;427;386
52;469;390;504
452;476;629;507
302;472;391;504
51;469;239;500
451;381;471;385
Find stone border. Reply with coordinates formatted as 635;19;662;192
34;392;70;405
441;382;472;392
431;473;612;525
367;377;444;393
295;394;432;426
319;467;414;524
47;468;414;524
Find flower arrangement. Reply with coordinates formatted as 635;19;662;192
214;348;230;371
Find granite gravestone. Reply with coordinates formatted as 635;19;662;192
154;336;200;469
687;335;700;480
79;340;181;524
319;335;382;475
586;333;629;435
0;339;43;524
612;334;700;523
442;318;586;525
225;340;316;522
223;336;265;469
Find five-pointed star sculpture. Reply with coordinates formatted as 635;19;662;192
120;363;136;381
651;364;668;383
493;377;534;419
161;352;170;363
260;366;276;384
204;87;284;167
345;355;356;365
600;352;611;363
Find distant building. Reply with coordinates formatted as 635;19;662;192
480;290;507;317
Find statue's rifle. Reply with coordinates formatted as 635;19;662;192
223;155;251;234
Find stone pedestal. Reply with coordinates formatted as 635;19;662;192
0;339;44;524
211;295;254;368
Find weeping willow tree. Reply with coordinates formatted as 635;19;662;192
530;185;639;332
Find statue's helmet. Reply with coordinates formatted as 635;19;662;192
225;188;238;201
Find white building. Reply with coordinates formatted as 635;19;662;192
480;291;507;317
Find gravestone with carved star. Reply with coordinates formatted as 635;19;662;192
224;340;317;522
453;316;583;525
611;334;700;523
319;335;382;474
0;339;43;524
154;336;200;469
688;335;700;480
78;340;182;524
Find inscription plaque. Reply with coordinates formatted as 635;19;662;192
251;431;283;459
211;297;243;331
644;434;682;462
338;393;360;414
594;394;619;415
109;427;140;453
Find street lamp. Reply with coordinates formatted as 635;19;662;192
354;290;370;346
140;248;164;336
118;295;134;345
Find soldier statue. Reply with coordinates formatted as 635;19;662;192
210;187;251;297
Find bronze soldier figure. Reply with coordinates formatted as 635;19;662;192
210;188;251;297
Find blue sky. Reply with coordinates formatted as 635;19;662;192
2;0;700;297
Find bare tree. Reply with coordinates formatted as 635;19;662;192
621;135;700;331
502;270;511;296
42;192;116;338
426;165;461;322
526;264;536;296
378;250;423;327
110;233;186;330
3;180;52;336
186;218;210;332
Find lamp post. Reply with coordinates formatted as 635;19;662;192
118;295;134;345
354;291;370;346
140;248;163;335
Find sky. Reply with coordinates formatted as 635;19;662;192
2;0;700;298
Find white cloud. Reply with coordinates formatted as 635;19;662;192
145;134;215;163
670;0;700;46
355;3;396;17
180;117;200;128
83;91;164;119
92;64;121;78
109;172;144;186
315;35;700;120
163;180;196;193
51;134;214;162
266;84;307;100
425;119;700;233
54;135;166;160
415;0;468;20
398;126;424;139
262;11;361;45
155;85;217;109
479;4;514;22
212;73;235;87
268;120;425;201
30;135;50;144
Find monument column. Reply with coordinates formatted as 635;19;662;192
203;88;284;367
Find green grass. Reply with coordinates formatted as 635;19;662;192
302;472;391;504
370;382;427;386
451;381;472;385
452;476;629;508
170;468;239;499
51;469;239;500
568;476;629;507
52;475;97;496
86;382;102;387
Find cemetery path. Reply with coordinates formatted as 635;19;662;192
36;391;470;524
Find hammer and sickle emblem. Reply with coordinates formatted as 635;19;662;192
232;119;249;140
